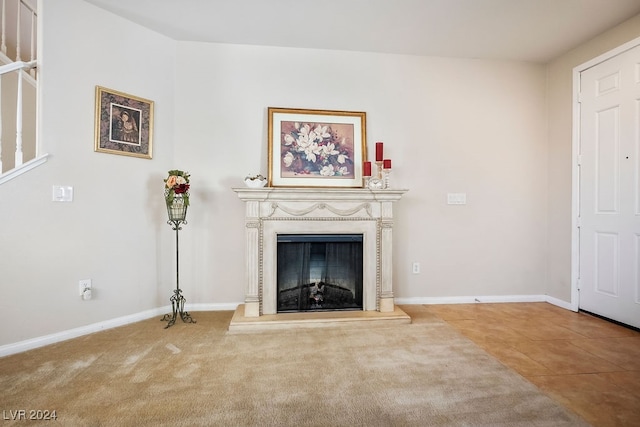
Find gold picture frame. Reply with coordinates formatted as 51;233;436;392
94;86;154;159
268;107;367;187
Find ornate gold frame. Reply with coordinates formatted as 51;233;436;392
94;86;154;159
268;107;367;187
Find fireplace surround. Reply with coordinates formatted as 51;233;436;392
233;187;407;319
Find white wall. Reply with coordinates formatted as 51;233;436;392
174;42;548;305
545;13;640;302
0;0;176;346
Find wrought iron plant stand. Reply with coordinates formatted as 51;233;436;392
161;192;196;328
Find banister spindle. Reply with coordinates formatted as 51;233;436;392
15;69;23;167
0;73;3;173
29;9;35;77
29;10;35;61
1;0;6;55
15;1;21;61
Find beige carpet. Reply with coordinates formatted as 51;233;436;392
0;306;588;426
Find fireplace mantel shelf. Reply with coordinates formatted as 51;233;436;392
233;187;408;202
233;186;408;323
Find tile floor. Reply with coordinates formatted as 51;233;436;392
413;302;640;427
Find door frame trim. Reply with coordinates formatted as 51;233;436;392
571;35;640;312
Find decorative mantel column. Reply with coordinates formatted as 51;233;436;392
233;187;407;317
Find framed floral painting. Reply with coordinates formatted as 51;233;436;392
268;107;367;187
94;86;154;159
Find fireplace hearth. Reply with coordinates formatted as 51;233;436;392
233;187;407;321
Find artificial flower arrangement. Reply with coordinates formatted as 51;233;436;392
164;169;190;206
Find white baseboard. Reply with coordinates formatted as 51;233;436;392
0;303;241;358
186;302;240;312
545;295;578;312
395;294;576;310
395;294;548;305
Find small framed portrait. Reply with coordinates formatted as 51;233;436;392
268;107;367;187
94;86;154;159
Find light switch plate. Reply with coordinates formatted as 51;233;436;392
447;193;466;205
52;185;73;202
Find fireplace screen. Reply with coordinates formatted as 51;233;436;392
277;234;363;312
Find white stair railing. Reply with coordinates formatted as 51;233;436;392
1;0;36;61
0;0;39;181
0;59;36;172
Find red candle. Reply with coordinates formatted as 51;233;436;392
375;142;384;161
383;159;391;169
363;161;372;177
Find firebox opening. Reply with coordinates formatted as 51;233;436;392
277;234;363;313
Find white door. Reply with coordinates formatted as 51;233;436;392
578;43;640;329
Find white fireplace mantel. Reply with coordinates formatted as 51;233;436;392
233;187;407;317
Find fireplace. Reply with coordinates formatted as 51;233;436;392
233;187;407;319
277;234;363;312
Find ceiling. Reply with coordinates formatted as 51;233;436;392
84;0;640;63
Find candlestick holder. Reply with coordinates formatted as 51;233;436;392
383;169;391;189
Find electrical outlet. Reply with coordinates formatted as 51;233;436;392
79;279;92;297
412;262;420;274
